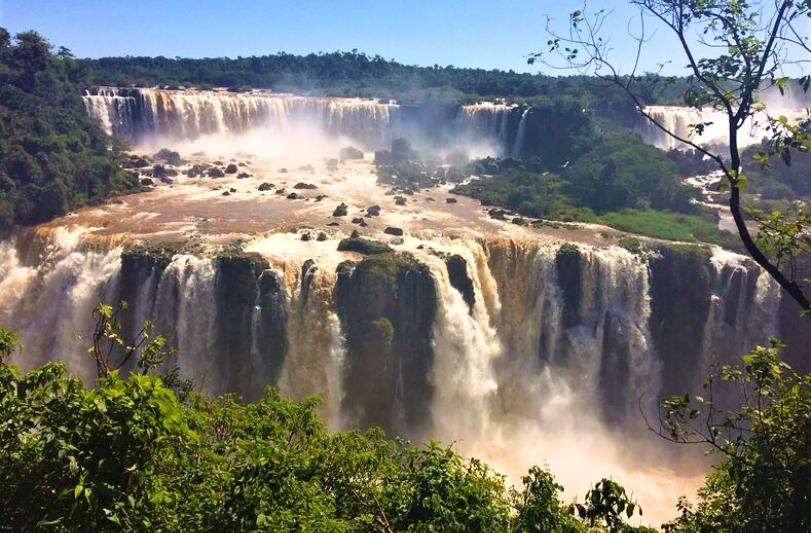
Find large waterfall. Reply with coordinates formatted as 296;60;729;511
0;224;788;521
83;87;521;155
2;228;782;427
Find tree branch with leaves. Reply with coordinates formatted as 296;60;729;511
534;0;811;314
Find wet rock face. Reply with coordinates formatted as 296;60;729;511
598;309;632;424
648;245;713;396
777;256;811;374
555;244;583;329
117;246;179;361
256;269;288;386
335;253;438;437
445;254;475;313
213;253;270;397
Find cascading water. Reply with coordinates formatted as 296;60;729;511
637;105;805;150
0;224;790;524
83;87;522;155
511;108;530;159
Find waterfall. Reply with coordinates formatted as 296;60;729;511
0;228;122;382
512;108;530;159
455;102;517;156
278;259;346;429
83;87;400;149
82;87;521;155
0;227;791;523
638;105;805;151
1;228;784;419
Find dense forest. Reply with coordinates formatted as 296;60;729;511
82;52;690;108
381;131;735;246
0;29;136;229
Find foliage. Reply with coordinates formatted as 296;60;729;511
457;133;696;214
563;134;694;214
0;327;517;532
658;340;811;532
598;209;739;248
87;301;172;379
79;51;703;109
572;479;646;533
454;133;742;245
512;466;581;532
537;1;811;312
0;28;133;228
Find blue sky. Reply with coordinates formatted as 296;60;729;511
0;0;806;75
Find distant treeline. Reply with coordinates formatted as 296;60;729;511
0;28;135;229
81;51;692;107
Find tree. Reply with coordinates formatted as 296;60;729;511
512;466;580;532
654;340;811;532
535;1;811;314
0;27;132;230
87;301;172;379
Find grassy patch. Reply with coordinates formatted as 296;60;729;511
598;209;741;249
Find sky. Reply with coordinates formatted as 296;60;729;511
0;0;807;76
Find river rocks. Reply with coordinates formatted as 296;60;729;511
351;217;365;224
337;237;392;255
488;208;508;220
339;146;364;161
140;178;154;187
315;194;327;202
394;196;407;206
445;254;475;313
333;203;348;217
512;217;526;226
130;156;150;168
366;205;381;217
187;164;210;177
237;172;251;179
222;191;231;196
153;148;186;166
294;182;317;190
287;192;301;200
208;167;225;178
149;164;178;180
445;197;458;204
384;226;403;236
301;232;311;241
224;163;238;174
316;232;328;241
374;150;392;164
258;182;273;191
